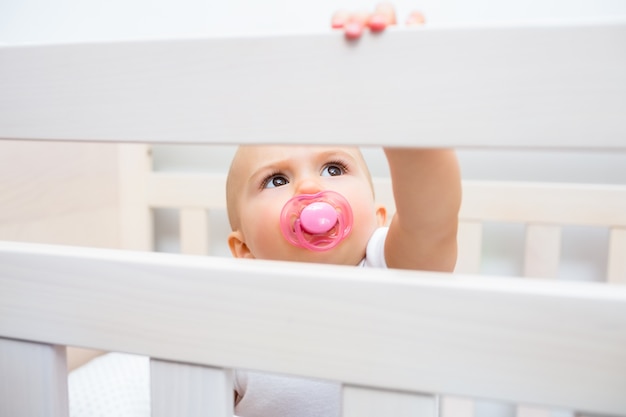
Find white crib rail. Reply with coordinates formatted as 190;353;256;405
1;241;626;416
1;21;625;148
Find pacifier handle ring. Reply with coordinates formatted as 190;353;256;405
280;190;353;252
293;215;347;251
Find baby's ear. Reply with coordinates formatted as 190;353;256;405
228;231;254;259
375;205;388;227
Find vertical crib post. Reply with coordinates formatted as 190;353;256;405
445;220;482;417
455;221;483;275
520;223;576;417
342;385;437;417
524;225;561;279
119;143;154;251
608;227;626;284
150;359;233;417
180;207;210;255
0;338;69;417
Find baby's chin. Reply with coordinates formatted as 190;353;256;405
278;245;364;266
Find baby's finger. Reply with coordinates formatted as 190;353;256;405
405;11;426;26
369;2;397;32
331;10;350;29
343;11;370;40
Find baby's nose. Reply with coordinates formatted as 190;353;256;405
295;178;323;195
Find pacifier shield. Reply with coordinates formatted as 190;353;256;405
280;191;353;252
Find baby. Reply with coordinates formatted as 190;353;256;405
227;146;460;415
226;7;461;416
227;149;460;417
226;146;460;271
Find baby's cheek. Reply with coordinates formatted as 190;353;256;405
248;203;286;256
352;205;380;243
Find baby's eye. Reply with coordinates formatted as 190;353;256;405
263;174;289;189
321;163;346;177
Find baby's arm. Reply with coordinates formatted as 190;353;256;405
332;4;461;272
383;149;461;272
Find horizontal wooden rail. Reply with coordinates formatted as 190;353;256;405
1;21;625;149
1;241;625;415
459;181;626;226
147;173;225;208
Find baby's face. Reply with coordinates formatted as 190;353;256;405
228;146;384;265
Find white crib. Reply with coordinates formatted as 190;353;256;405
1;20;626;417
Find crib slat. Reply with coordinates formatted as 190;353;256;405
0;338;69;417
118;143;154;251
608;227;626;284
524;225;561;279
455;221;483;274
150;359;233;417
180;207;210;255
147;173;225;208
521;224;566;416
448;220;482;417
342;385;437;417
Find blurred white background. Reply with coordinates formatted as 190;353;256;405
2;0;626;42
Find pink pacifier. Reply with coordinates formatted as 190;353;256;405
280;191;353;251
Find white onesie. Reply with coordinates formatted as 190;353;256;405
69;227;389;417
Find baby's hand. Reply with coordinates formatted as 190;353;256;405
331;2;425;40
